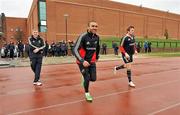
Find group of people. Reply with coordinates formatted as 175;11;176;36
0;39;75;59
144;41;152;53
1;41;29;59
28;21;138;102
46;40;75;57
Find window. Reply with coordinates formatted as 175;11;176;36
38;0;47;32
39;2;46;20
39;26;47;32
41;20;46;26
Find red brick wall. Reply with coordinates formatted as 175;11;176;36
27;0;39;39
5;17;27;43
166;19;179;39
26;0;180;43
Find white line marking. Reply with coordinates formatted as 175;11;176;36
8;79;180;115
148;102;180;115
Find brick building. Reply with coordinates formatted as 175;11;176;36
1;0;180;44
0;14;27;45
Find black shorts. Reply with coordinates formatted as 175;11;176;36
122;54;133;63
78;63;96;81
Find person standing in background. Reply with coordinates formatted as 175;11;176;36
28;29;45;86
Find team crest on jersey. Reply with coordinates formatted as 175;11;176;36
128;38;131;41
33;40;35;43
95;41;97;44
86;42;90;45
38;40;41;43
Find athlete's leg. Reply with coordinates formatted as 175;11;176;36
121;54;135;87
78;64;90;93
126;62;132;82
89;63;96;82
115;64;126;70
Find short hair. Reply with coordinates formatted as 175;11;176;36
126;26;134;32
32;29;38;32
88;21;97;27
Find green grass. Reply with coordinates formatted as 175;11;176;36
142;52;180;57
136;37;180;48
100;37;180;48
136;41;180;48
100;37;120;48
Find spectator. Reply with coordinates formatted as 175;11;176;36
69;40;75;56
112;41;118;55
24;42;30;57
136;42;141;53
50;42;56;57
144;41;148;53
17;40;24;57
43;41;49;57
148;41;152;52
8;42;15;59
102;43;107;55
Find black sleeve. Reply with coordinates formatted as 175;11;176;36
28;37;36;52
96;37;100;60
73;34;85;64
40;38;45;49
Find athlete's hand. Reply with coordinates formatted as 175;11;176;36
33;48;40;53
83;61;90;67
125;53;130;59
135;50;138;55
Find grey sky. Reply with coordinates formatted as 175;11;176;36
0;0;180;18
0;0;33;18
111;0;180;14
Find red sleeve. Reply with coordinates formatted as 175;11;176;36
119;46;126;55
119;36;126;55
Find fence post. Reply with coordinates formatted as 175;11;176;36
170;42;171;48
141;41;143;48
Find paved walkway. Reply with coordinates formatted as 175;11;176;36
0;54;145;67
0;60;10;68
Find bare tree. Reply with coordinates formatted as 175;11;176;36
14;27;24;42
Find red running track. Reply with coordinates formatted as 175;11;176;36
0;57;180;115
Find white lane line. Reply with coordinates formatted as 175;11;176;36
8;79;180;115
148;102;180;115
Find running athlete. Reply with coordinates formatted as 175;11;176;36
114;26;137;87
74;21;100;102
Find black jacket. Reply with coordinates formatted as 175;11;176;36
74;31;100;64
120;35;136;55
28;35;45;58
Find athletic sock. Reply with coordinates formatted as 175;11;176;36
116;65;125;70
85;92;90;96
84;80;89;93
127;69;132;82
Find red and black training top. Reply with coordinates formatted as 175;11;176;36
74;31;100;64
119;34;136;55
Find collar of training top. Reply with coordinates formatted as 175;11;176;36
87;31;97;38
31;35;40;39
